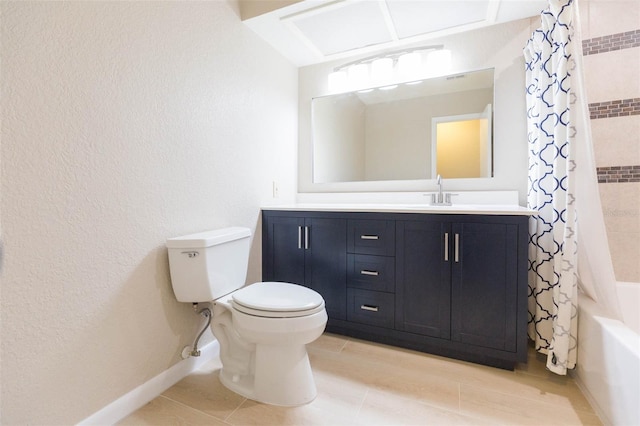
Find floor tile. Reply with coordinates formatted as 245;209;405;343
226;396;357;426
310;337;461;412
357;388;488;426
161;368;246;421
460;383;602;426
117;395;228;425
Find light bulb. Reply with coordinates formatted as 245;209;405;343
398;51;422;82
347;63;370;90
371;57;393;86
328;70;348;93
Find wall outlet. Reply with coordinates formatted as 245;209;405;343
272;181;279;198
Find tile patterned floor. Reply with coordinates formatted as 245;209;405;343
119;333;601;425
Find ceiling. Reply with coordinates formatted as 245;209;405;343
242;0;548;67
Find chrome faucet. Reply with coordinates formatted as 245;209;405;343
431;174;452;206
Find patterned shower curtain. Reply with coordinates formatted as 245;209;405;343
523;0;578;375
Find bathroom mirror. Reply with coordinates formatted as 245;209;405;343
312;68;494;184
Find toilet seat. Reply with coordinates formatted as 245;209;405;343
231;282;325;318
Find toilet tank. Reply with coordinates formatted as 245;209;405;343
166;227;251;303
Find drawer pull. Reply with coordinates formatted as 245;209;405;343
360;304;379;312
360;235;379;240
360;270;379;276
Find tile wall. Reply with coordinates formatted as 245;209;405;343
581;0;640;283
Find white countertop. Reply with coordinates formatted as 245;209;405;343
262;203;535;216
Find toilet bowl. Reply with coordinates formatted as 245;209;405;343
213;281;327;406
166;227;328;407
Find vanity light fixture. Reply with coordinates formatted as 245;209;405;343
425;49;453;76
347;63;369;90
327;69;348;92
370;57;394;86
327;45;452;93
397;51;422;81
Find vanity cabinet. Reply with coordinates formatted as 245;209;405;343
262;209;529;369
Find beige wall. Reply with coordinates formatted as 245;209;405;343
313;95;366;182
580;0;640;283
0;1;297;424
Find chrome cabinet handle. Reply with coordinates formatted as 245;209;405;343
360;235;379;240
360;305;379;312
298;226;302;249
454;233;460;263
444;232;449;261
304;226;309;250
360;270;379;276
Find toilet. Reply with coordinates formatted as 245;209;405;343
166;227;328;406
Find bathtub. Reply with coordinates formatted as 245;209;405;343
573;282;640;426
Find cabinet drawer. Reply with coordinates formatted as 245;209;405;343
347;220;395;256
347;254;395;293
347;289;395;329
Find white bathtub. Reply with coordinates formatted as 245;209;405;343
574;282;640;425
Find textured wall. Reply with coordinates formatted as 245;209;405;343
580;0;640;283
0;1;297;424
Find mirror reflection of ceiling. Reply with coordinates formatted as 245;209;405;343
241;0;548;67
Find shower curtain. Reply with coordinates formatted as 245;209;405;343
524;0;621;375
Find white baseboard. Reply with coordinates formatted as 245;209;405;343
78;341;220;426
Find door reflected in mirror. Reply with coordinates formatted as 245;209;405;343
432;103;492;179
312;68;494;183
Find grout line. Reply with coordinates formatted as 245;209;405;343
338;337;350;352
154;394;233;423
224;397;249;423
353;387;369;422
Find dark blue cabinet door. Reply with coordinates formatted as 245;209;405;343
262;213;347;321
396;219;451;339
305;217;347;320
451;222;518;352
263;216;306;285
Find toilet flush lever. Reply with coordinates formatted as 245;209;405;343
182;251;199;258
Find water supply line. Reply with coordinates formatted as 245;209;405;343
185;303;211;358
